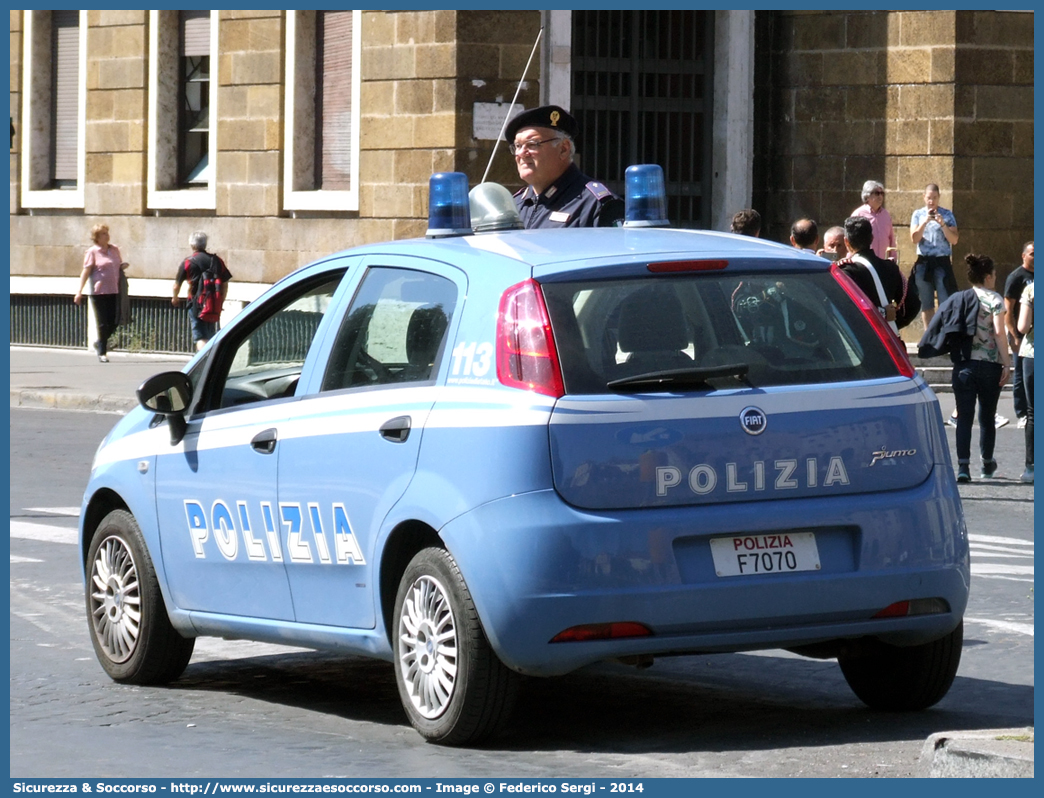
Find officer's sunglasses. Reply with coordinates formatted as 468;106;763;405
509;136;562;156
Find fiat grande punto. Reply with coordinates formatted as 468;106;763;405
81;170;969;745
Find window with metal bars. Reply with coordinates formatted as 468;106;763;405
179;10;211;187
570;10;713;228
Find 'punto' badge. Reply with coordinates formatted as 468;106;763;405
739;406;767;436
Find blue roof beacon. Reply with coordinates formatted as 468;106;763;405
623;163;670;227
425;172;473;237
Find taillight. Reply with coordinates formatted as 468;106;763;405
873;598;949;618
831;263;915;378
496;279;565;398
550;622;652;643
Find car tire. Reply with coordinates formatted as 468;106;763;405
838;621;963;711
85;509;195;685
393;547;518;745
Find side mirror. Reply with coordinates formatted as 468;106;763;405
137;372;193;445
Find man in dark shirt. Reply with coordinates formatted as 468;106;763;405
172;230;232;351
1004;241;1034;425
838;216;919;331
507;105;623;229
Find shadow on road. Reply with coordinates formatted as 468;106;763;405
169;646;1033;752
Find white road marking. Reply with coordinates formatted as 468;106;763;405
971;564;1034;576
23;507;81;517
10;521;77;545
964;617;1035;637
10;555;43;564
968;533;1033;547
973;574;1035;583
970;544;1035;557
191;638;316;663
969;534;1034;582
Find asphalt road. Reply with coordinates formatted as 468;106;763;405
9;406;1034;778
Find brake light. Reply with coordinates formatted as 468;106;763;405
831;263;915;378
648;259;728;273
873;598;949;618
550;622;652;643
496;279;565;398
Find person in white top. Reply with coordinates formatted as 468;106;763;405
1017;280;1034;483
951;254;1010;483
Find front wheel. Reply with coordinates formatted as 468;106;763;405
393;547;518;745
838;621;963;711
85;509;195;684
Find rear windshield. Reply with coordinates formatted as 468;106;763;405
541;270;902;394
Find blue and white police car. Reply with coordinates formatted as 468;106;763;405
81;167;969;745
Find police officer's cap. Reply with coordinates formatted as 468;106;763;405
505;105;579;142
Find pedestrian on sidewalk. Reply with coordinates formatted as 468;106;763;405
851;180;897;262
1004;241;1033;429
172;231;232;352
1017;280;1034;483
909;183;960;329
950;254;1011;483
73;224;128;363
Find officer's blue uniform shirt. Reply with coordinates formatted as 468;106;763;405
910;206;957;257
514;163;624;229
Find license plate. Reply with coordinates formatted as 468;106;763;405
710;532;821;577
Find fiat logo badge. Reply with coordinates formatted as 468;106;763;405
739;406;767;435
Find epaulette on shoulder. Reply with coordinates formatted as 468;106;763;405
585;181;614;201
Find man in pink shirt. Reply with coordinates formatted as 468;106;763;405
851;180;897;262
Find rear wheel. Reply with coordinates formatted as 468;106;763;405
838;621;963;711
85;509;195;684
393;547;518;745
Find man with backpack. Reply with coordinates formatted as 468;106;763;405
172;230;232;351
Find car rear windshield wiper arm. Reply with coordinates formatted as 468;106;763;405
607;363;751;392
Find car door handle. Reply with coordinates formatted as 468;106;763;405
251;428;278;454
379;415;411;443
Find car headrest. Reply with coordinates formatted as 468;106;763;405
405;305;448;367
617;286;689;353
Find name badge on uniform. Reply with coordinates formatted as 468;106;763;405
550;211;571;223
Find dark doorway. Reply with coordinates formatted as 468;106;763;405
571;10;714;228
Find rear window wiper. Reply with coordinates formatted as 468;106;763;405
607;363;752;392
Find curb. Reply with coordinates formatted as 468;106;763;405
918;728;1034;777
10;389;136;414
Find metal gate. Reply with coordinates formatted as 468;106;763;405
570;10;713;228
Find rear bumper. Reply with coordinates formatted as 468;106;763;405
440;467;969;676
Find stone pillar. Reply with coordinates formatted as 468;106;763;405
712;10;756;233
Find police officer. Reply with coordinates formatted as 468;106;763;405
506;105;624;229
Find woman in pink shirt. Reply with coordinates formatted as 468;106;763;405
852;180;897;262
74;224;128;362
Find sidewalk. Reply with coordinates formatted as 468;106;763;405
9;345;191;413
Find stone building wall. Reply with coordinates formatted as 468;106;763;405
11;9;1033;308
9;9;504;290
753;10;1033;299
951;11;1034;273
